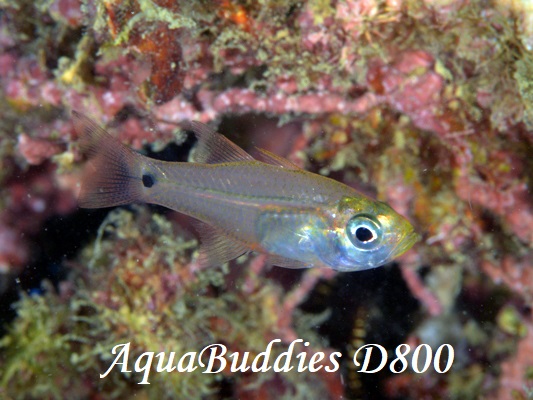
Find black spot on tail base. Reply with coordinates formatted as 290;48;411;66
142;174;155;188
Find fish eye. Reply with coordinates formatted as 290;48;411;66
347;215;382;250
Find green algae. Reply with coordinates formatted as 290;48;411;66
497;305;528;338
73;0;532;128
111;0;197;46
515;55;533;129
0;206;334;399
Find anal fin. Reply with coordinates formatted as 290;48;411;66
194;221;250;267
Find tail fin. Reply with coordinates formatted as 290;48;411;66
73;111;145;208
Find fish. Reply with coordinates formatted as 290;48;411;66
73;111;419;271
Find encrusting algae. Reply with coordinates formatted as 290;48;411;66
1;0;533;398
0;206;340;399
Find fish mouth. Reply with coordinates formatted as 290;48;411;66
389;228;420;260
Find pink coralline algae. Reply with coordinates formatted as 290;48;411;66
0;226;29;274
49;0;84;28
1;0;533;399
495;317;533;400
17;134;65;166
2;55;63;110
455;150;533;245
366;51;451;135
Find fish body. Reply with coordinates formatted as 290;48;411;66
74;112;418;271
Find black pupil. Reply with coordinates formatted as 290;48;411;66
142;174;155;188
355;227;374;242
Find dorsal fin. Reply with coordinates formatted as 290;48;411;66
182;121;254;164
194;220;250;267
255;147;302;170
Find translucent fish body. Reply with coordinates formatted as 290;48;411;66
74;112;419;271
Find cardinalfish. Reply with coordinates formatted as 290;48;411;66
73;112;419;271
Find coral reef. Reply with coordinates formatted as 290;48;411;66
0;0;532;398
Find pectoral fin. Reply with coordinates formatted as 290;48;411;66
194;221;249;267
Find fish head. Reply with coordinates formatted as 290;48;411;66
325;196;419;271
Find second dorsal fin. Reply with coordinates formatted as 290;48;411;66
255;147;302;170
182;121;254;164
